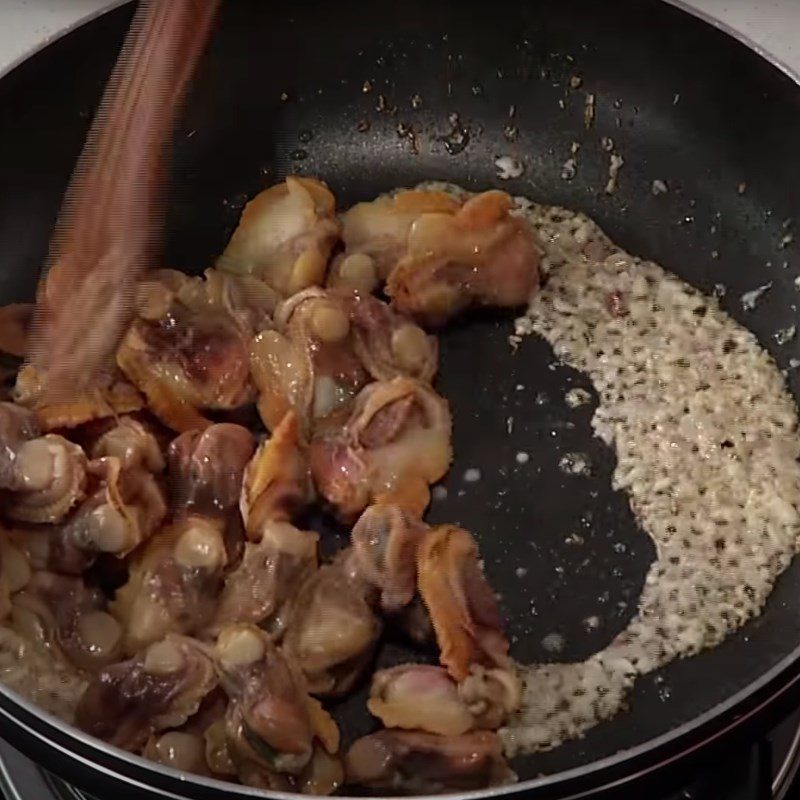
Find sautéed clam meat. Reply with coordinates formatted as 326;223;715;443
0;178;544;794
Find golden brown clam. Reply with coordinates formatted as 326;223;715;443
386;189;541;326
329;189;461;288
282;559;381;696
4;434;87;524
240;411;313;539
117;271;256;432
168;423;255;517
211;520;318;636
344;729;514;792
348;293;438;383
218;177;340;297
11;572;122;672
367;664;476;736
90;416;165;472
76;634;217;751
417;525;512;683
143;731;209;775
215;624;339;779
349;503;428;613
309;377;452;520
250;288;368;434
112;515;229;655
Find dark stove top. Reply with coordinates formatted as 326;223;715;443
1;715;800;800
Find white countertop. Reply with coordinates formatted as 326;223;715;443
1;0;800;81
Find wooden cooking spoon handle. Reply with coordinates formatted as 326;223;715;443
29;0;220;402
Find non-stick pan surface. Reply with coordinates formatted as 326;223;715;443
2;1;800;798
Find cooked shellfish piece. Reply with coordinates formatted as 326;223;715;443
3;433;87;525
14;366;145;432
329;189;461;289
74;456;166;557
367;664;475;736
90;417;164;473
367;663;520;736
309;378;452;520
215;624;339;777
143;730;209;775
155;268;279;337
112;515;229;655
348;503;427;614
251;287;437;439
11;571;122;672
168;423;255;517
417;525;512;683
348;293;438;383
211;520;318;636
386;190;541;326
240;411;313;539
282;559;381;696
344;729;514;793
11;456;165;575
218;177;340;298
249;288;368;434
75;634;217;751
118;272;256;432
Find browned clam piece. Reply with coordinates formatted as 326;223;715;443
16;453;167;575
167;422;255;516
344;729;514;793
90;416;165;472
110;517;229;655
416;524;522;721
348;293;438;384
218;177;340;298
214;624;341;792
309;377;452;521
367;664;476;736
143;688;228;776
348;503;428;614
249;288;368;434
328;189;462;293
211;411;318;636
16;417;166;574
211;520;318;637
239;410;313;540
143;730;210;775
282;558;381;697
13;364;146;433
75;634;217;752
386;189;541;327
155;267;278;338
0;402;88;524
11;571;122;672
140;688;224;776
250;285;438;438
367;661;519;737
117;270;257;433
112;424;254;654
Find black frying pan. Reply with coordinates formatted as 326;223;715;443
1;1;800;798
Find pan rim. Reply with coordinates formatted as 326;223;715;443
1;0;800;797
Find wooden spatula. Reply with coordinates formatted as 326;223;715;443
28;0;220;402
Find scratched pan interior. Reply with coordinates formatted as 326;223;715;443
3;0;800;797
